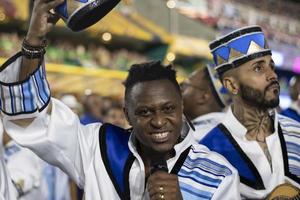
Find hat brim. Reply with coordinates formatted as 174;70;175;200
68;0;121;32
216;50;272;76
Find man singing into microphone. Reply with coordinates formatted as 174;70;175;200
0;0;240;199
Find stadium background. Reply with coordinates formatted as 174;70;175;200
0;0;299;109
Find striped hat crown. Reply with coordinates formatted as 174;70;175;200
209;26;272;75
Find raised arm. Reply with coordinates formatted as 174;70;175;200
0;0;63;123
0;0;101;188
20;0;63;81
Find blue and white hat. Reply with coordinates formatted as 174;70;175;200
209;26;272;75
55;0;120;32
205;64;231;108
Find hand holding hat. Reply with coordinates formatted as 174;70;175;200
55;0;121;32
26;0;121;46
26;0;64;46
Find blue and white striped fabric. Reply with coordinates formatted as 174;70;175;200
0;54;50;116
278;114;300;177
178;146;232;200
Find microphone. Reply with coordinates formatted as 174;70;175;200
149;155;168;174
147;155;168;198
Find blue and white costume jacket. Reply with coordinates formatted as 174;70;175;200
0;54;240;200
281;102;300;123
200;107;300;199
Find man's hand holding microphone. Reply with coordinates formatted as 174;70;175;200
147;155;183;200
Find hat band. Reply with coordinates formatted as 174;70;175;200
216;50;272;76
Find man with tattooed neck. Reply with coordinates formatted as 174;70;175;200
200;26;300;199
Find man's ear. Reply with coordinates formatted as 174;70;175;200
123;107;132;126
222;76;239;95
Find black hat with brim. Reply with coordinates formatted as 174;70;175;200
68;0;121;32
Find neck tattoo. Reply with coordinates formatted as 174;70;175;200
232;104;274;169
232;105;273;141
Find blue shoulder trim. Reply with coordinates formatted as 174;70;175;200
281;108;300;123
99;123;134;200
200;124;265;190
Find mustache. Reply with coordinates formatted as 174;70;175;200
266;80;280;91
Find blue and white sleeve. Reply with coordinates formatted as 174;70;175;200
0;52;50;118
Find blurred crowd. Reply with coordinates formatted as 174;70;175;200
0;32;147;70
177;0;300;47
1;1;300;199
58;92;129;129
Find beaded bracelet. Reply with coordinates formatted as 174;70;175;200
21;38;47;59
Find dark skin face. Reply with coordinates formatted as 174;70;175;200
124;80;184;200
181;69;209;120
124;80;183;160
85;94;103;119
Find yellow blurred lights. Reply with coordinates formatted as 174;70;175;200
0;12;6;21
166;0;176;9
84;89;92;96
166;52;176;62
102;32;112;42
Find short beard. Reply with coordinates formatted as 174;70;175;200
240;83;279;109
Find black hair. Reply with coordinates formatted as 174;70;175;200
123;60;181;104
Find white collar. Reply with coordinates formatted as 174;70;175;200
222;107;278;140
192;112;225;124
